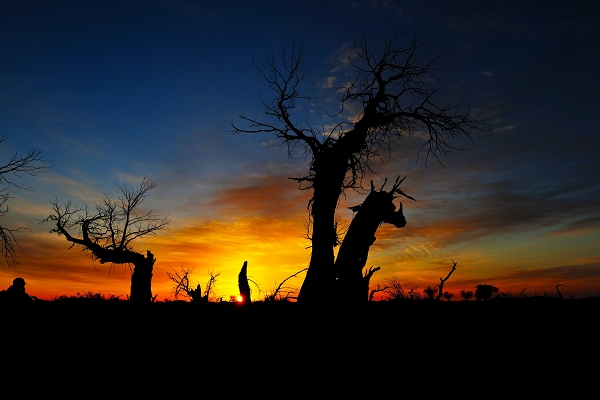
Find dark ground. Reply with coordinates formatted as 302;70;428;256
1;297;598;398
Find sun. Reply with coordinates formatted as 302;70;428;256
236;295;244;303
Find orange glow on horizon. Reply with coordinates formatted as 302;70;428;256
2;174;599;301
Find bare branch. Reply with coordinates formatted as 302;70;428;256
42;177;169;265
0;136;52;267
265;267;308;301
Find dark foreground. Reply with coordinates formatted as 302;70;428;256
1;297;598;398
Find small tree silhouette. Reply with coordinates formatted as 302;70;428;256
423;286;437;300
44;177;169;303
474;284;499;301
442;291;454;301
460;290;474;301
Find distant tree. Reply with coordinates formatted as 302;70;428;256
233;32;488;305
460;290;474;301
441;291;454;301
423;286;437;300
474;284;499;301
44;177;169;303
435;260;457;300
0;135;51;267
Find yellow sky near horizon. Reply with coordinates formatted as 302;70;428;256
2;172;599;301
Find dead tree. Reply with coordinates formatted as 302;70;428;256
233;31;488;304
44;177;169;303
0;135;51;267
555;284;566;300
167;266;221;303
334;177;415;304
369;283;388;302
238;261;252;304
435;260;457;300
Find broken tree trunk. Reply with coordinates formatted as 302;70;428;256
238;261;251;304
334;182;409;304
129;251;156;303
435;260;457;300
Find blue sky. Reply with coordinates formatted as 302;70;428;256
1;0;599;299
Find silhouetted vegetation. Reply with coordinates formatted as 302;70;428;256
423;285;437;299
435;260;457;300
263;267;307;302
460;290;474;301
475;284;499;301
0;135;51;268
167;266;221;303
53;291;123;302
383;276;422;300
43;177;169;303
233;31;488;304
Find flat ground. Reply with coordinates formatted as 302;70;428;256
1;298;597;398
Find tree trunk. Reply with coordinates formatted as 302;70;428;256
130;251;155;303
238;261;251;304
297;156;347;305
334;189;406;304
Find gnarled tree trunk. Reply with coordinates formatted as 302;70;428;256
334;188;406;304
130;251;156;303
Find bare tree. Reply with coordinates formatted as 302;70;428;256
233;31;488;304
368;282;388;302
43;177;169;303
435;260;457;300
335;177;415;303
167;266;221;302
0;136;51;267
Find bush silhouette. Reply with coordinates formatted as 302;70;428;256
460;290;474;301
475;284;499;301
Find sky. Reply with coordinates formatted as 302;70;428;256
1;0;599;300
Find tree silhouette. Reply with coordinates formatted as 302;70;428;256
441;291;454;301
423;286;437;300
233;31;488;304
0;135;51;267
334;177;415;303
460;290;474;301
44;177;169;303
435;260;457;300
474;284;499;301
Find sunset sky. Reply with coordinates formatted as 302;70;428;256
1;0;599;300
